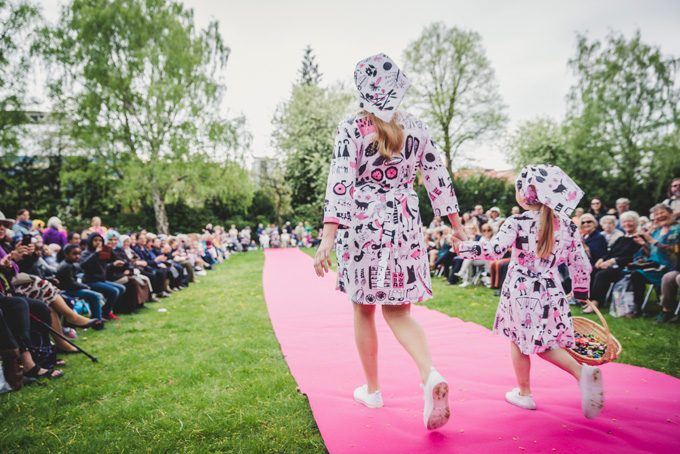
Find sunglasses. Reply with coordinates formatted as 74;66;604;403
482;229;493;232
581;220;594;224
591;202;601;205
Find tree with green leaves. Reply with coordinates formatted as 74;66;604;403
403;22;508;173
566;30;680;203
509;31;680;212
272;53;352;223
0;0;40;156
39;0;247;234
297;45;322;86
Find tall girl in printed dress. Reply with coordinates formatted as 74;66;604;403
313;53;466;430
453;165;605;419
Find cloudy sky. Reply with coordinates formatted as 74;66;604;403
39;0;680;170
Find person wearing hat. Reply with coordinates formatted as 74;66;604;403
488;207;505;233
454;164;604;419
0;212;13;231
314;53;466;430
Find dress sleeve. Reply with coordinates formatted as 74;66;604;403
418;127;459;217
567;225;592;301
323;123;358;228
459;217;518;261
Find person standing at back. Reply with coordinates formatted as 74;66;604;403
314;53;466;430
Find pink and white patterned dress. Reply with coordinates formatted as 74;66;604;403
323;111;458;305
458;210;592;354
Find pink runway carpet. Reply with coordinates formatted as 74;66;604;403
262;248;680;454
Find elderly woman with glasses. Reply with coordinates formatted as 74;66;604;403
579;213;608;267
584;211;642;314
628;204;680;318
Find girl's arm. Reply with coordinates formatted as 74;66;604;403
456;217;517;261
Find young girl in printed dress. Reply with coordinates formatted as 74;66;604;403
453;164;605;419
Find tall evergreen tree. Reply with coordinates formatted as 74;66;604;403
297;45;322;86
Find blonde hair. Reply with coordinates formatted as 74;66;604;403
537;204;555;259
364;111;404;159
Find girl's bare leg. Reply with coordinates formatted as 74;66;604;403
511;342;532;396
354;303;379;393
382;304;433;384
537;347;582;381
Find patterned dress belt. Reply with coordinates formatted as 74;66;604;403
510;264;558;293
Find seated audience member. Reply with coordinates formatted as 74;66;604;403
588;197;607;229
580;213;608;267
166;237;196;284
126;234;169;298
80;232;126;321
615;198;630;230
657;252;680;323
446;224;481;286
472;204;487;226
280;231;290;248
8;233;99;349
11;209;33;237
585;211;641;313
434;232;457;278
628;204;680;318
67;231;80;245
133;233;173;295
600;215;624;248
32;219;45;236
460;211;473;227
42;217;67;248
428;229;444;271
0;291;63;381
87;216;107;236
639;216;650;230
571;207;585;227
311;229;322;248
510;206;521;215
43;244;59;267
488;208;504;233
119;235;155;293
150;236;186;289
662;177;680;222
56;244;106;329
456;223;494;287
105;231;151;314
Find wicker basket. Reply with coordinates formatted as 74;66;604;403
567;300;622;366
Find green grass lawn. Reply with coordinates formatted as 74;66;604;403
0;252;326;454
3;248;677;453
301;248;680;378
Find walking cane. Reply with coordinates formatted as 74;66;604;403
29;313;99;363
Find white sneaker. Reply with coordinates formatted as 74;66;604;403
458;282;471;288
422;367;450;430
580;365;604;419
353;385;383;408
196;270;207;276
505;388;536;410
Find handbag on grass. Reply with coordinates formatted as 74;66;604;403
610;274;635;317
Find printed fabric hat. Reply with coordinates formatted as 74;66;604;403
516;164;584;218
354;53;411;123
0;211;15;228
